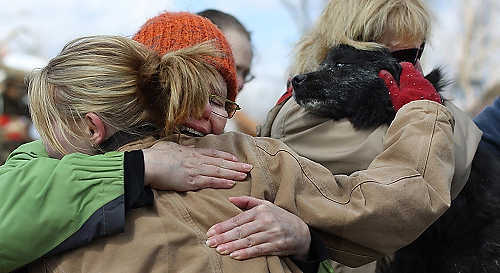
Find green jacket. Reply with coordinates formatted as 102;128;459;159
0;140;124;273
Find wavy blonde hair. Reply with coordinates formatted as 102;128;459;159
290;0;431;75
27;35;224;155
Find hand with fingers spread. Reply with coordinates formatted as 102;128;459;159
143;141;252;191
379;62;443;111
205;196;311;260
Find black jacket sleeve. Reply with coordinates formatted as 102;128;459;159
292;228;329;273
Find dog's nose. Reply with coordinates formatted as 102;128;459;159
292;74;307;86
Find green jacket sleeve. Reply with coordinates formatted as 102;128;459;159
0;140;124;273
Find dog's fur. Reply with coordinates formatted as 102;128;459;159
292;45;446;129
377;140;500;273
292;45;500;273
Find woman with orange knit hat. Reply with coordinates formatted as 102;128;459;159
131;11;316;269
20;10;456;273
132;12;238;137
133;11;239;103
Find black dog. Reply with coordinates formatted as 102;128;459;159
377;140;500;273
292;45;500;273
292;44;444;129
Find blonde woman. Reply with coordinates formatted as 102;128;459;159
210;0;482;272
0;36;254;273
22;14;455;273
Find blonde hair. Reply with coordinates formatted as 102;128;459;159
290;0;431;75
27;35;224;155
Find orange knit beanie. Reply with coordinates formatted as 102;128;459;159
133;11;238;102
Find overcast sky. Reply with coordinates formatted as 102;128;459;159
2;0;320;122
2;0;496;120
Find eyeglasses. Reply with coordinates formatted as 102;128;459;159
243;74;255;84
391;42;426;65
209;94;241;119
237;66;255;84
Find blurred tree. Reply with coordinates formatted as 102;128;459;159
0;27;42;57
453;0;500;111
279;0;328;34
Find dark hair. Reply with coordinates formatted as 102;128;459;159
197;9;251;42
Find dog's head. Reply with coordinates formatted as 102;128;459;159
292;45;447;129
292;45;402;129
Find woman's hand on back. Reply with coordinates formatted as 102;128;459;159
205;196;311;260
142;141;252;191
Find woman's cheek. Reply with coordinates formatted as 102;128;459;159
212;116;227;135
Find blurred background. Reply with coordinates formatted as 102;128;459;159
0;0;499;162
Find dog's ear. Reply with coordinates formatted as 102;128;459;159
369;48;402;84
424;67;450;94
386;58;402;84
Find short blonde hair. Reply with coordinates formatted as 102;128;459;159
290;0;431;75
27;35;224;156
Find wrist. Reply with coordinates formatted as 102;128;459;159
292;220;312;261
142;148;153;186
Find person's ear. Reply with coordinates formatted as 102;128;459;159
85;112;107;145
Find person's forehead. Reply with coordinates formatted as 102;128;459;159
387;40;423;52
224;28;252;68
379;30;424;51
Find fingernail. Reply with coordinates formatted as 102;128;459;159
207;228;216;237
216;246;229;255
243;163;253;170
230;252;240;259
206;238;216;248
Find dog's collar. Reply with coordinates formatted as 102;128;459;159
276;78;294;105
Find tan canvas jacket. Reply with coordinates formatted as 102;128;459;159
258;98;481;273
258;99;481;200
31;101;455;273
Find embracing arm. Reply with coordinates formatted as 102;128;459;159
0;140;252;273
207;100;454;269
206;63;448;269
0;141;125;272
272;100;455;266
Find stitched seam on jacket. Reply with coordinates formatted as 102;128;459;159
422;107;446;206
254;139;277;197
255;146;421;205
419;106;437;175
417;107;450;206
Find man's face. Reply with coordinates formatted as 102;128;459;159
224;28;253;92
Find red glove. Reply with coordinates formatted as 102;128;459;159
379;62;442;111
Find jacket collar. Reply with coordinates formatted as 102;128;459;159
98;125;159;153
